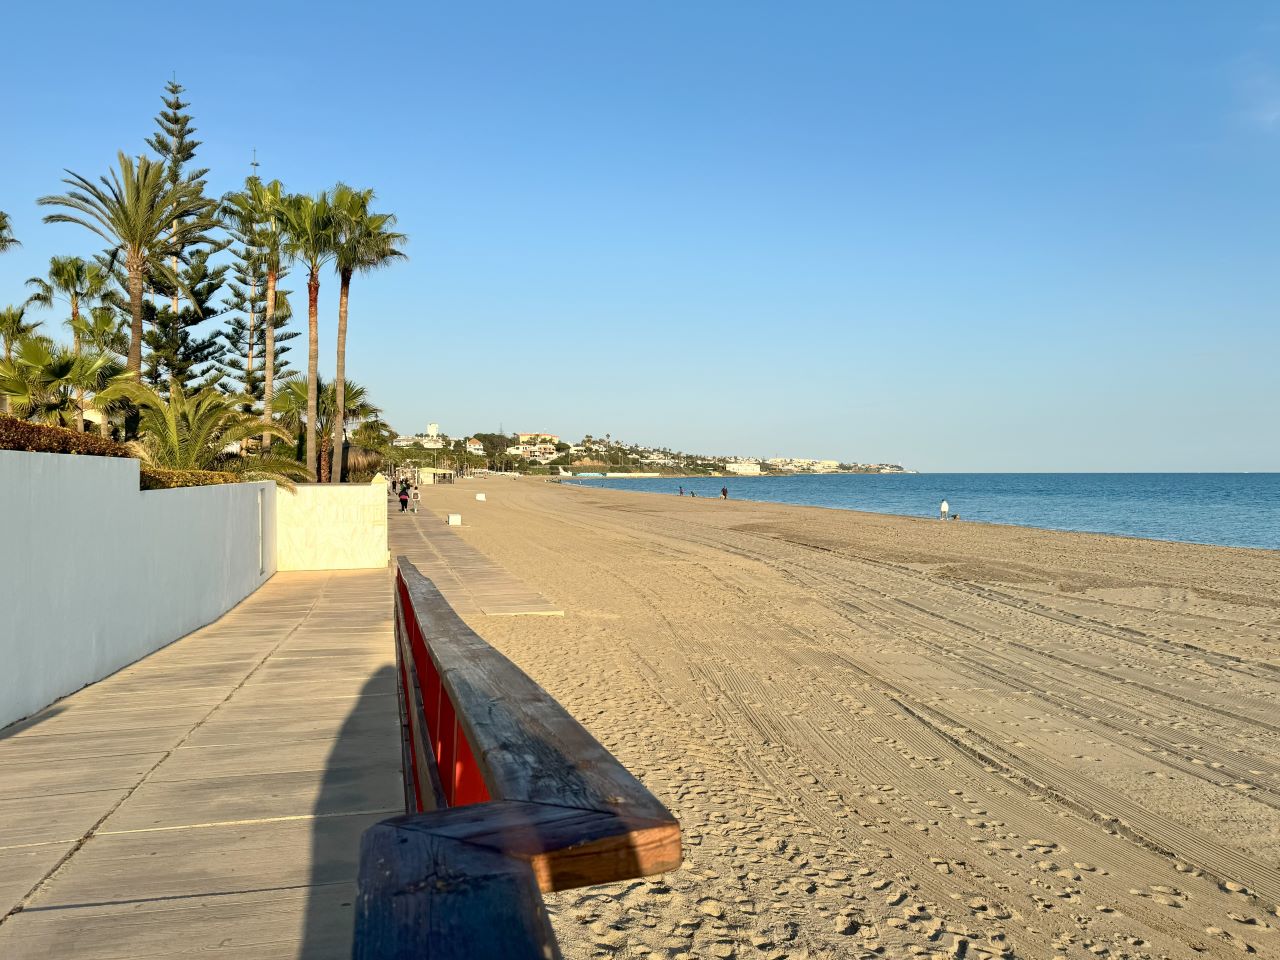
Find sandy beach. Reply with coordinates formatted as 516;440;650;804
413;477;1280;960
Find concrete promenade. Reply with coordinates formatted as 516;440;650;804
391;506;562;616
0;491;564;959
0;568;399;959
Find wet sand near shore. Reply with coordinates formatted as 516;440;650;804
410;477;1280;960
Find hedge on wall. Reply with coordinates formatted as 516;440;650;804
0;415;131;458
140;467;238;490
2;416;240;490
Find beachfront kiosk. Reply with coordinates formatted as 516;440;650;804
409;466;456;485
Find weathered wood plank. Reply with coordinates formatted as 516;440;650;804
381;800;682;892
397;558;676;826
355;806;561;960
357;560;682;958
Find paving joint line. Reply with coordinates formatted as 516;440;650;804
0;574;332;927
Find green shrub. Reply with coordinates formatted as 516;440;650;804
0;414;130;458
139;466;238;490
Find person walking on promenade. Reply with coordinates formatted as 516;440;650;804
940;499;950;520
399;486;410;513
721;486;728;500
410;485;421;514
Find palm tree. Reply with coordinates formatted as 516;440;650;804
328;185;407;482
38;151;217;379
351;417;395;453
277;191;335;480
76;306;130;357
223;177;288;449
1;305;40;362
76;307;131;436
0;338;122;428
275;374;379;481
96;380;309;488
26;256;113;431
0;305;41;416
0;211;18;253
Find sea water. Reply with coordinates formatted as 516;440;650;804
566;473;1280;551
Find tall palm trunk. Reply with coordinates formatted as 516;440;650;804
330;268;352;483
262;269;276;449
319;434;332;482
70;298;85;432
126;259;144;378
305;268;320;481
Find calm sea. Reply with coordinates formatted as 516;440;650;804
566;473;1280;551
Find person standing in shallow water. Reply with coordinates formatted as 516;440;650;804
940;498;949;520
721;486;728;500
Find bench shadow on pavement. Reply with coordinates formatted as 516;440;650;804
299;664;399;960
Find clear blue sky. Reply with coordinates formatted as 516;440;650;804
2;2;1277;471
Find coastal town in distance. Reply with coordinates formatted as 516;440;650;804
389;424;910;476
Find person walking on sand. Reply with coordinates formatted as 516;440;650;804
940;499;949;521
721;486;728;500
399;486;410;513
679;485;684;496
410;485;421;514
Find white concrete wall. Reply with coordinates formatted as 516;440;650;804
0;452;276;728
275;484;388;571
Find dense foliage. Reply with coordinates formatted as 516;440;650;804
1;79;404;485
0;413;129;457
139;466;237;490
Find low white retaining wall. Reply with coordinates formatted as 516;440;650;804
276;483;389;571
0;452;276;728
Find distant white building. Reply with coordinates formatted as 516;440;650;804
764;457;840;472
726;461;761;475
427;423;440;438
392;433;446;450
465;438;485;456
506;442;559;463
